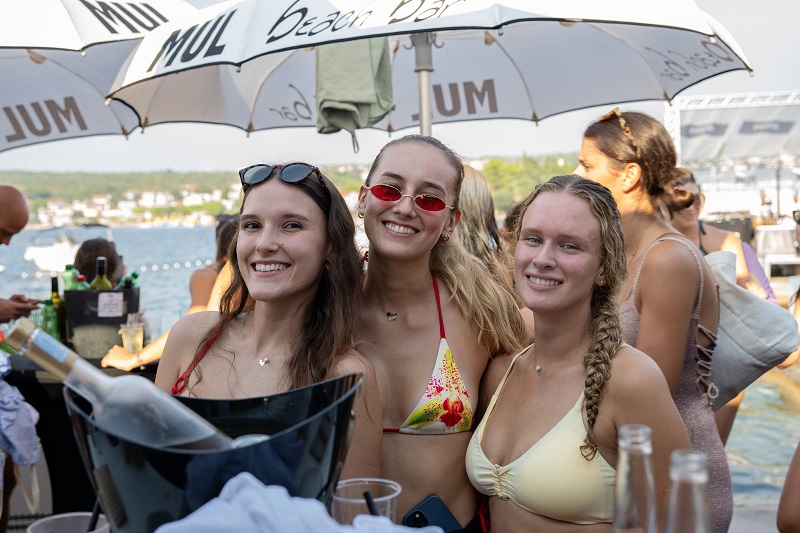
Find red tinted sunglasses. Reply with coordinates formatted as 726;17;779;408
365;183;455;212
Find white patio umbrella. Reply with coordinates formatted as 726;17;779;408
0;0;197;154
108;0;752;137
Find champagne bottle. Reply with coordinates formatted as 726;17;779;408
615;424;657;533
3;318;233;451
665;450;712;533
50;275;67;343
90;256;114;291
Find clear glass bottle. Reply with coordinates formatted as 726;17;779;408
89;256;114;291
665;450;712;533
2;317;232;451
615;424;657;533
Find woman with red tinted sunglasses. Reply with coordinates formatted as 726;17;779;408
155;163;382;480
355;135;530;531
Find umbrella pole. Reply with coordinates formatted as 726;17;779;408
776;160;782;218
410;33;434;136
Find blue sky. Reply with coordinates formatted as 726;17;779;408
1;0;798;173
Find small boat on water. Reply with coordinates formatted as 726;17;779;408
24;225;112;273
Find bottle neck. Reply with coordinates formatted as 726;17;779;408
7;320;76;380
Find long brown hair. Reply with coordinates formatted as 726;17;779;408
585;110;695;214
517;175;626;459
187;165;362;393
366;135;529;356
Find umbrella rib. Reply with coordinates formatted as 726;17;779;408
489;36;539;122
37;54;139;134
249;54;297;132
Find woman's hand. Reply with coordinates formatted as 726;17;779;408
101;345;139;371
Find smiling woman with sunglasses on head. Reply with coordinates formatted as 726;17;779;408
575;109;731;533
154;162;382;480
356;135;530;531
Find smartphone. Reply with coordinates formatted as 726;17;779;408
402;494;462;532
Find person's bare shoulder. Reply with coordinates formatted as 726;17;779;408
641;236;701;285
607;344;671;399
165;311;224;352
333;347;376;380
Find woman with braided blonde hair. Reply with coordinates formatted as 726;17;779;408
467;175;689;531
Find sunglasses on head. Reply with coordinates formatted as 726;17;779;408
599;107;642;159
239;163;324;191
365;183;455;212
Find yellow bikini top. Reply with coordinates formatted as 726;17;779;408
466;346;615;524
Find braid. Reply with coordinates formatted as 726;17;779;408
580;294;622;460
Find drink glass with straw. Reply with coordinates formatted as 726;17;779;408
119;313;145;370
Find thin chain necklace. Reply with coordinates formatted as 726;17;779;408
532;346;543;376
626;218;656;264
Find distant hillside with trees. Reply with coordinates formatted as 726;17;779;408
0;152;576;215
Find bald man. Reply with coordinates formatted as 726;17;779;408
0;186;39;323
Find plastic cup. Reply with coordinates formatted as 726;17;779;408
27;512;109;533
118;323;144;355
330;478;401;524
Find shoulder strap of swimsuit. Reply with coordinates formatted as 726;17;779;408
432;274;446;339
494;344;533;395
171;323;225;395
630;235;704;308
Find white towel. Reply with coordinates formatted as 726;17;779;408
155;472;443;533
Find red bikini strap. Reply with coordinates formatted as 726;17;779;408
432;274;446;339
171;325;223;395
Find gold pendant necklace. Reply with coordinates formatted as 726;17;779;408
386;312;398;321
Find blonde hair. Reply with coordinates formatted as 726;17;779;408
517;175;627;459
367;136;530;355
456;166;517;302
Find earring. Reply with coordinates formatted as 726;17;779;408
442;232;451;242
598;280;605;286
357;211;365;219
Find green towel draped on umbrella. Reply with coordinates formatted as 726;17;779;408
315;37;395;152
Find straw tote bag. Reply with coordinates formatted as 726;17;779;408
706;251;799;410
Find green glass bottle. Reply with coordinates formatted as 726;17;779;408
41;299;61;340
50;275;67;343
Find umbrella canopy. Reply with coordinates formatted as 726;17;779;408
109;0;751;138
0;0;197;154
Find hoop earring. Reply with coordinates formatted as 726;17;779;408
357;211;365;219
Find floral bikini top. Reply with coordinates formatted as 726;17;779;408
382;275;474;435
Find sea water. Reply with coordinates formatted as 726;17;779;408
0;225;797;502
0;225;215;339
